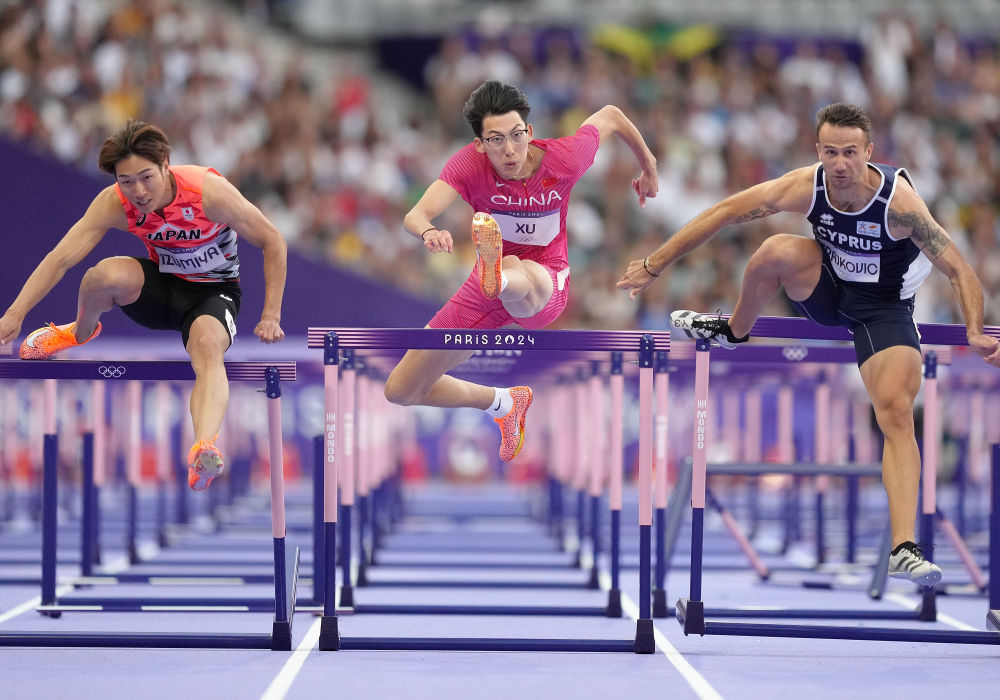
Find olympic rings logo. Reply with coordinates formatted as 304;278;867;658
97;365;127;378
781;346;809;362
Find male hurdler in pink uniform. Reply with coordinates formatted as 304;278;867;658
384;80;658;462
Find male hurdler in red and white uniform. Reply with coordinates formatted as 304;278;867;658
384;80;658;462
1;121;287;492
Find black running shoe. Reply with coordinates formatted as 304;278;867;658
670;310;750;349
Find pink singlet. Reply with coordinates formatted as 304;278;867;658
428;125;600;330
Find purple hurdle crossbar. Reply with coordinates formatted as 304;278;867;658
675;316;1000;644
0;359;298;650
310;327;667;653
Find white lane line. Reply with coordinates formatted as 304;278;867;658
0;552;131;624
599;571;724;700
259;617;322;700
0;584;74;624
884;591;980;631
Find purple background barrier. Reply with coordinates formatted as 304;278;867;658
0;138;437;343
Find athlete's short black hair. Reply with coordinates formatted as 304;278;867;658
98;119;171;175
816;103;872;143
462;80;531;138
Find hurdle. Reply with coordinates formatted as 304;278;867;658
319;336;631;612
307;327;670;653
648;344;887;615
325;346;619;601
676;316;1000;645
0;359;299;650
349;355;623;610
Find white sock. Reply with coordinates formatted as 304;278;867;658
485;387;514;417
500;271;509;292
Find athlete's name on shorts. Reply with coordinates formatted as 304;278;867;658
158;246;221;269
442;332;536;347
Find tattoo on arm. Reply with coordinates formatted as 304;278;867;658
734;207;779;224
888;209;951;259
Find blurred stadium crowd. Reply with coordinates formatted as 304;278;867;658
1;0;997;330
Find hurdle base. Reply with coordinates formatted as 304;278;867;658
357;561;369;587
587;565;600;589
652;590;670;618
319;615;341;650
676;598;705;636
605;589;622;618
339;585;354;608
987;610;1000;632
918;588;937;622
352;604;609;616
338;636;636;652
271;620;292;651
632;619;655;654
269;544;300;652
0;632;275;649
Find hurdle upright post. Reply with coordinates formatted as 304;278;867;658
338;348;356;608
918;351;940;619
676;338;711;636
587;361;603;590
80;381;103;578
356;367;371;587
40;379;58;613
606;351;623;617
652;349;670;617
574;365;589;570
319;331;342;650
266;366;296;651
91;381;106;565
988;444;1000;630
633;334;655;653
125;380;142;564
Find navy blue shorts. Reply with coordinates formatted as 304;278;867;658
790;262;920;367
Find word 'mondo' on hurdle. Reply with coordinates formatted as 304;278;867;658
0;359;299;651
307;327;672;653
675;316;1000;646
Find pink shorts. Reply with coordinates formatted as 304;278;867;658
428;264;570;330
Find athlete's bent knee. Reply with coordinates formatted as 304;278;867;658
82;260;128;290
383;372;422;407
753;234;816;265
81;258;143;302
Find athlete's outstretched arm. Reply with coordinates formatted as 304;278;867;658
403;179;461;254
203;173;287;344
888;185;1000;366
0;187;123;346
616;166;815;299
582;105;658;207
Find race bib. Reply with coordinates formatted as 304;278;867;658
820;240;880;283
492;210;560;247
154;240;225;275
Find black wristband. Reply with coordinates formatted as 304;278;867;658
643;256;660;277
420;227;438;241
